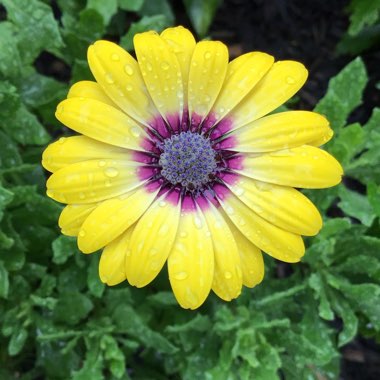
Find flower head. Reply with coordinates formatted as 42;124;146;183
43;26;343;309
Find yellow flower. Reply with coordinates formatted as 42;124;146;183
42;26;343;309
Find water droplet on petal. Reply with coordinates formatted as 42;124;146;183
58;137;66;144
98;160;106;167
126;84;133;91
124;64;134;75
286;76;296;84
159;200;166;207
194;216;203;229
146;62;153;71
111;53;120;61
160;61;170;70
158;223;169;236
104;167;119;178
224;271;232;279
79;192;86;200
105;73;114;84
173;271;188;280
130;126;140;137
204;51;211;59
79;229;86;237
179;231;187;238
234;187;244;196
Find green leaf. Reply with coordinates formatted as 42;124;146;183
1;104;50;145
52;236;78;265
87;255;105;298
87;0;118;25
53;292;94;325
118;0;144;12
367;182;380;217
0;80;21;117
183;0;222;37
0;22;22;78
138;0;174;23
348;0;380;35
120;15;172;51
0;186;14;221
100;335;126;379
72;339;104;380
0;261;9;298
309;273;334;320
8;327;28;356
0;131;22;169
314;57;367;131
2;0;64;64
338;187;376;226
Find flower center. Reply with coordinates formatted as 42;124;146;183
159;131;217;191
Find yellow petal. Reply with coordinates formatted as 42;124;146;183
161;26;196;106
224;216;264;287
203;203;242;301
42;136;129;173
239;145;344;189
126;196;181;287
168;207;214;309
46;159;142;204
55;98;147;150
99;226;135;286
87;40;156;125
67;80;116;107
231;61;308;130
211;52;274;122
188;41;228;121
78;187;158;253
59;203;97;236
232;111;333;152
228;178;322;236
134;31;184;124
218;192;305;263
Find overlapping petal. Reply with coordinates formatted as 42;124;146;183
168;206;214;309
238;145;343;188
67;80;116;107
59;203;97;236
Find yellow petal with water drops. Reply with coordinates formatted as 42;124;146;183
188;41;228;121
211;52;274;122
59;203;97;236
67;81;116;107
230;61;308;130
55;98;147;150
134;32;184;124
239;145;343;189
78;187;158;254
87;40;156;125
224;216;264;287
42;136;129;173
161;26;196;105
228;178;322;236
46;159;141;204
203;203;242;301
99;226;135;286
219;192;305;262
233;111;333;153
168;207;214;309
126;196;181;287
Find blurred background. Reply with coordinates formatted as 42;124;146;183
0;0;379;379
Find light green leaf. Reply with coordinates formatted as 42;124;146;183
118;0;144;11
87;255;105;298
8;327;28;356
348;0;380;35
2;0;64;64
314;57;367;131
52;236;78;265
87;0;118;25
0;22;22;78
0;261;9;298
183;0;222;37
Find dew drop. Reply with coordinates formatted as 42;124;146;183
234;187;244;196
130;126;140;137
224;271;232;279
204;51;211;60
124;64;134;75
146;62;153;71
160;61;170;70
111;53;120;61
173;271;188;280
158;223;169;236
105;73;114;84
286;76;296;84
79;192;86;200
105;179;112;187
126;249;131;257
98;160;106;167
159;200;166;207
193;216;203;229
104;167;119;178
180;231;188;238
149;248;158;256
79;229;86;237
126;84;133;92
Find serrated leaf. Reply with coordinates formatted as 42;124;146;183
314;57;367;131
8;327;28;356
87;0;118;25
53;292;94;325
348;0;380;36
309;273;334;320
87;254;105;298
183;0;222;37
338;187;376;226
0;131;22;169
0;80;21;117
52;235;78;265
2;0;64;64
0;261;9;298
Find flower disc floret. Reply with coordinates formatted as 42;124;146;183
159;131;217;191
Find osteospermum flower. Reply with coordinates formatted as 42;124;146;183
43;26;343;309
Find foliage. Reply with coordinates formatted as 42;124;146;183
0;0;379;379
